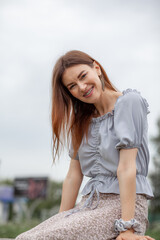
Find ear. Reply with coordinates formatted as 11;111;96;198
93;61;101;76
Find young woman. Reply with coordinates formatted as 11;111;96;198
16;50;154;240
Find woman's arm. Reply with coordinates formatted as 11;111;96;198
59;158;83;213
116;149;155;240
116;148;137;239
117;148;137;223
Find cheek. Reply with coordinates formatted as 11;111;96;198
71;92;77;98
70;89;79;98
90;74;100;85
92;78;101;89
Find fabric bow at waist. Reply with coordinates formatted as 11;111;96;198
64;185;100;218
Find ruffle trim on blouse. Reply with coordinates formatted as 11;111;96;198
81;174;154;200
64;174;154;218
91;88;150;123
91;109;114;123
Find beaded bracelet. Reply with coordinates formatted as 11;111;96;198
114;218;141;233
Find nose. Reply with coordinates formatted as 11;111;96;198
78;82;87;92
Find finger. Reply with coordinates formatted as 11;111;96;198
145;236;155;240
140;236;155;240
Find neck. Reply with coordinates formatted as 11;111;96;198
94;88;122;116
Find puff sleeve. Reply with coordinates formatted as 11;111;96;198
114;90;150;150
68;141;79;160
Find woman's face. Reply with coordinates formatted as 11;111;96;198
62;62;103;104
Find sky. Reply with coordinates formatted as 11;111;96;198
0;0;160;192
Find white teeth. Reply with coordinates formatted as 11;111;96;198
84;87;93;96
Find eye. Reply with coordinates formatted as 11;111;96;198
81;73;87;79
69;84;76;90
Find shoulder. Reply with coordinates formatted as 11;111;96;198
117;88;143;105
115;88;150;115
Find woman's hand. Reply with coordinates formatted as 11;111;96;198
116;230;155;240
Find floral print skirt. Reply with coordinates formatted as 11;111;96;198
15;193;149;240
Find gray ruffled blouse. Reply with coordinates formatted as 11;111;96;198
67;88;154;217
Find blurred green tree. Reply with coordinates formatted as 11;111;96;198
0;179;62;221
0;179;13;185
149;117;160;217
27;180;62;219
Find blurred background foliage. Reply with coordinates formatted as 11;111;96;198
146;117;160;239
149;117;160;215
0;179;62;238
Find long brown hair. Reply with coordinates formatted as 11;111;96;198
51;50;117;161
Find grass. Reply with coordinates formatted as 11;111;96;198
0;220;40;238
146;222;160;240
146;229;160;240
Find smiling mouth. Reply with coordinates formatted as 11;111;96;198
83;87;94;97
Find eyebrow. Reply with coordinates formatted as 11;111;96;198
66;70;85;87
77;70;85;79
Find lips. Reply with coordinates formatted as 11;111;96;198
83;86;94;97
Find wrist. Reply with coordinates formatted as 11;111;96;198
120;228;135;234
114;218;141;234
